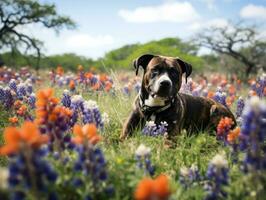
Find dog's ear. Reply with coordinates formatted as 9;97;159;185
133;54;155;75
176;58;192;83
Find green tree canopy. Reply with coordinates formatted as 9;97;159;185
0;0;76;70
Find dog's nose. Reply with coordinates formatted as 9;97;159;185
160;80;171;88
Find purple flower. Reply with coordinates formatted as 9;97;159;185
61;90;71;108
205;153;229;200
135;144;155;176
72;143;110;197
28;94;36;109
7;148;57;199
239;96;266;172
236;96;245;118
213;88;227;107
8;79;17;92
142;121;168;137
179;164;201;188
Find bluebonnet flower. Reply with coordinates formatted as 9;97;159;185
17;83;27;98
213;88;227;107
61;90;71;108
251;74;266;97
192;85;203;97
239;96;266;172
26;83;33;94
142;121;168;137
179;164;201;188
236;96;245;118
2;87;14;108
28;94;36;109
134;82;141;93
8;79;17;92
82;100;104;129
71;124;111;197
135;144;155;176
0;85;5;102
205;153;229;200
70;95;84;126
0;122;57;200
123;85;130;96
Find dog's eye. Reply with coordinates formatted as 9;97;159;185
170;68;179;77
151;70;158;78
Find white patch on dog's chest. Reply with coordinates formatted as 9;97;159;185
144;95;166;107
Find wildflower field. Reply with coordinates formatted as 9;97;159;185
0;66;265;200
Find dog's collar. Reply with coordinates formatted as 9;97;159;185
138;93;174;114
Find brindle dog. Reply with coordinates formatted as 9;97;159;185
120;54;236;140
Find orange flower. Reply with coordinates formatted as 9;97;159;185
92;82;100;90
85;72;93;79
227;127;240;143
69;80;75;90
35;88;61;125
56;66;64;76
17;105;27;116
99;74;108;82
207;91;214;99
217;117;234;136
9;117;18;124
135;175;171;200
105;81;112;92
72;124;101;145
77;64;84;71
14;100;22;109
0;121;49;155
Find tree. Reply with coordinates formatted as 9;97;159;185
0;0;76;70
196;21;266;77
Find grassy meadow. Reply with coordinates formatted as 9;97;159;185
0;68;265;200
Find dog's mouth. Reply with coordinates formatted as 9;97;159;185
150;87;174;98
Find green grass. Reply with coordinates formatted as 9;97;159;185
0;77;265;200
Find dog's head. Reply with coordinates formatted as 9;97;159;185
134;54;192;98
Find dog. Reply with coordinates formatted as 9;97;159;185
120;54;236;140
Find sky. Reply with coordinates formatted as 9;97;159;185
31;0;266;59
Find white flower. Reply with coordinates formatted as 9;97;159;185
243;96;266;115
83;100;98;110
146;121;156;127
135;144;151;157
190;163;198;172
71;95;83;104
161;121;168;126
0;167;9;189
102;112;110;124
180;166;190;177
17;82;26;88
63;89;70;95
210;153;228;168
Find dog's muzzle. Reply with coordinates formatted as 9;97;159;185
154;74;172;97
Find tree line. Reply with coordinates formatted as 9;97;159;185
0;0;265;77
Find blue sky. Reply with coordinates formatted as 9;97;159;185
33;0;266;58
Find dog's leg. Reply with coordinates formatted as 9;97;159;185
120;110;142;140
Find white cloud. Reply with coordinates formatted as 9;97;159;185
188;18;228;31
240;4;266;19
66;34;114;48
118;1;200;23
200;0;216;11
